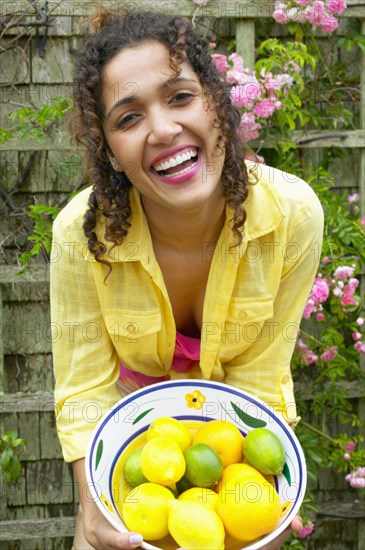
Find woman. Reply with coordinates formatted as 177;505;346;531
50;7;323;549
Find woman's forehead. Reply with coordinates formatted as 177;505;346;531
101;42;198;102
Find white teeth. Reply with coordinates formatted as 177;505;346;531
153;148;198;172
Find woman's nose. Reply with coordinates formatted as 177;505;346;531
147;109;183;145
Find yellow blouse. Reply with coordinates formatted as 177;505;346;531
50;162;324;462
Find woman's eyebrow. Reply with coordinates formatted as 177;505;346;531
105;76;198;120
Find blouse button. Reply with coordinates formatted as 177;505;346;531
281;374;290;384
239;311;247;320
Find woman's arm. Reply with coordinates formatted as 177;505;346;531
50;197;121;462
72;459;143;549
224;189;324;424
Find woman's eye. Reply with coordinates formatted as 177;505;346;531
116;113;139;128
171;92;195;103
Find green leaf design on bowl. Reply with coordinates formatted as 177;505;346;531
95;439;103;471
132;407;154;425
283;462;291;486
230;401;267;428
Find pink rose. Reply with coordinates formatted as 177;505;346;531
211;54;229;74
298;521;314;539
230;52;245;70
311;277;330;303
341;294;358;307
303;299;317;319
344;453;351;460
350;477;365;489
316;312;325;322
273;8;289;24
302;349;319;365
333;286;344;298
360;217;365;226
226;69;246;85
320;346;337;362
321;14;339;33
322;256;331;264
326;0;347;15
352;332;361;341
334;266;354;279
356;317;364;326
343;278;359;295
238;113;262;142
354;341;365;354
345;441;356;452
254;98;276;118
347;193;360;203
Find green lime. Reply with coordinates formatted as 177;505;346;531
184;443;223;488
123;448;149;487
176;475;193;495
243;428;285;475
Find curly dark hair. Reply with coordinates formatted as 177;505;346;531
72;6;249;269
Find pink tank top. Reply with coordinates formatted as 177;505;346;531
119;332;200;389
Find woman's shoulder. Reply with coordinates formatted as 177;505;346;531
53;186;92;238
246;161;323;219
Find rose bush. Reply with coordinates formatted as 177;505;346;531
209;2;364;545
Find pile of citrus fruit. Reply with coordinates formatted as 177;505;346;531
119;417;287;549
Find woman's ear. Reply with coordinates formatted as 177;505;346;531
108;154;123;172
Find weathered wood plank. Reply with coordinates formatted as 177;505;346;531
0;265;49;284
5;354;54;394
2;0;364;18
0;392;54;413
2;302;51;355
1;129;364;152
26;460;74;505
0;517;76;540
39;412;63;460
317;501;365;519
235;19;255;69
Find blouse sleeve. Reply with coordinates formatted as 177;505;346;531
50;212;121;463
224;187;324;426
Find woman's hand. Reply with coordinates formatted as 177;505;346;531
260;516;303;550
82;500;143;549
72;458;143;549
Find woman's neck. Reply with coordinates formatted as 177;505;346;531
141;194;226;253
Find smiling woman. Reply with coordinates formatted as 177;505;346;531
50;6;323;550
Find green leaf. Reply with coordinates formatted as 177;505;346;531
132;408;154;425
230;402;267;428
95;439;103;471
1;449;13;469
282;462;291;486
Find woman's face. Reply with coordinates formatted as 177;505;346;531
101;41;225;214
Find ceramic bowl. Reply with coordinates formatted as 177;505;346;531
85;379;307;549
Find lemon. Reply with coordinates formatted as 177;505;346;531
217;462;266;492
184;443;223;488
141;437;185;486
178;487;219;510
146;417;192;452
167;499;225;549
216;475;281;542
243;428;285;475
193;419;244;467
122;482;175;540
122;448;149;487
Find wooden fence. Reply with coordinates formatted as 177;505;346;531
0;1;364;548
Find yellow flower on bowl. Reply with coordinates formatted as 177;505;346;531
186;390;206;410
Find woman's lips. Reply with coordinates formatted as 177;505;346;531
151;149;202;185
